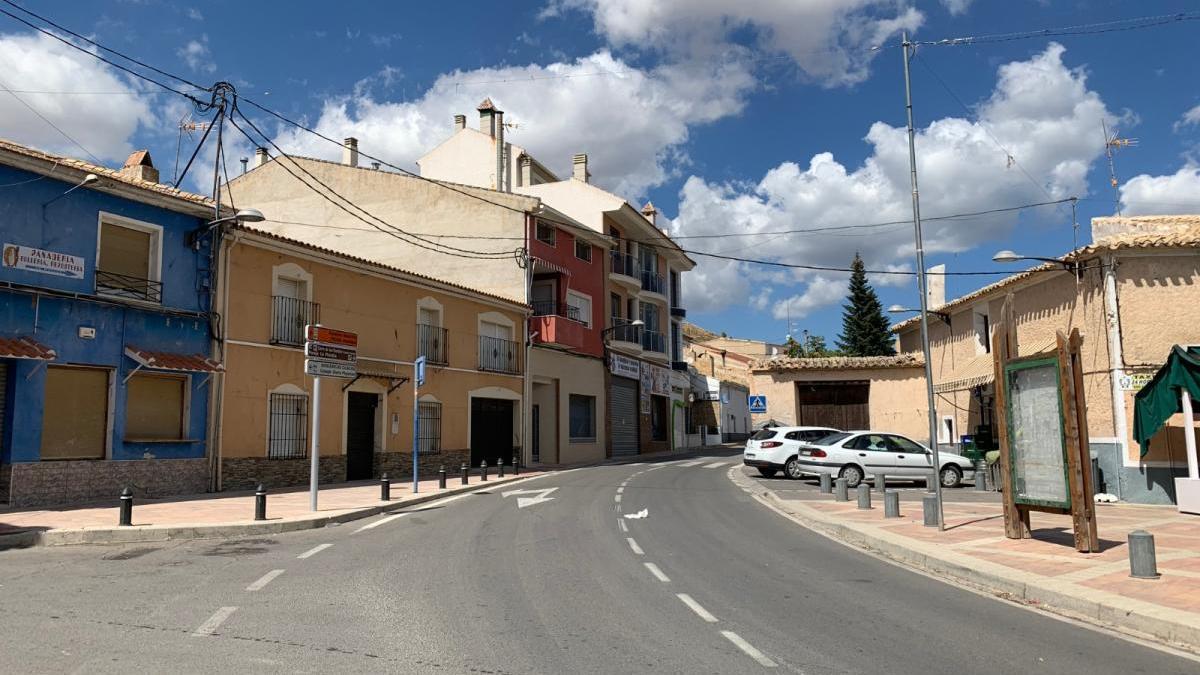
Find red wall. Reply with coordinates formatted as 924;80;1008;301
529;220;605;357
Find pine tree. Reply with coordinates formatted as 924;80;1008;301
836;254;895;356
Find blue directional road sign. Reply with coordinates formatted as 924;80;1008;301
748;395;767;414
415;355;426;386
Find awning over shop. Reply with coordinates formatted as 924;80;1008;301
124;346;223;373
532;257;572;277
0;336;56;360
1134;346;1200;457
932;336;1058;393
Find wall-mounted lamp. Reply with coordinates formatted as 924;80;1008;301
42;173;99;208
992;250;1080;276
187;208;266;250
888;303;951;325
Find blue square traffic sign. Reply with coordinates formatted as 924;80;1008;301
749;395;767;414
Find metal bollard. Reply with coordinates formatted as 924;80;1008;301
380;473;391;502
118;486;133;527
461;462;469;485
834;477;849;502
974;462;989;491
498;457;505;478
438;465;447;490
513;454;520;475
1128;530;1161;579
254;484;267;520
819;473;832;494
884;490;900;518
875;473;886;493
480;460;488;482
922;494;939;527
926;471;938;493
857;483;872;510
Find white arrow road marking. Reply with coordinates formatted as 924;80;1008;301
623;508;649;519
192;607;237;637
502;487;558;509
721;631;778;667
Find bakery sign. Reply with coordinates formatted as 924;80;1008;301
2;243;85;279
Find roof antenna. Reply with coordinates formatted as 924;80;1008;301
1102;120;1137;216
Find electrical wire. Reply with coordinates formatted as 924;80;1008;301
0;75;103;164
914;11;1200;47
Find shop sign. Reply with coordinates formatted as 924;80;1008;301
1117;370;1155;392
649;365;670;396
2;243;84;279
610;353;640;379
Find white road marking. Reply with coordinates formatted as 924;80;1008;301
192;606;237;637
618;519;628;533
721;630;778;667
644;562;670;582
245;569;285;592
623;508;649;520
703;461;728;469
626;537;644;555
615;494;622;504
297;544;332;559
676;594;718;623
616;486;624;494
502;487;558;509
355;512;407;533
679;460;705;467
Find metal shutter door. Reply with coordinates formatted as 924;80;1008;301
610;377;639;456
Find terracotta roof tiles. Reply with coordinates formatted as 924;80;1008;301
0;336;56;360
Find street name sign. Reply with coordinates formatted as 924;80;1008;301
304;342;357;363
305;358;356;379
306;325;358;348
304;324;358;380
749;395;767;414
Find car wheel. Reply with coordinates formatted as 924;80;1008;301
784;457;805;480
940;465;963;488
756;467;778;478
839;464;863;488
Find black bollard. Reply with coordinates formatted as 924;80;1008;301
254;484;267;521
512;454;520;475
438;465;447;490
118;487;133;527
480;460;488;482
461;462;469;485
498;457;505;478
380;473;391;502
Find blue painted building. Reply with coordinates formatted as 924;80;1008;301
0;140;224;507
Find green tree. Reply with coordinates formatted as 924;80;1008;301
836;254;895;356
784;333;837;358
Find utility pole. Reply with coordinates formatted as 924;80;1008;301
902;31;944;530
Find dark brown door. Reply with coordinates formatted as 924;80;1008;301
346;392;377;480
795;382;869;431
471;398;514;467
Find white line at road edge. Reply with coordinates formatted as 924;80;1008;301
703;462;727;469
618;519;628;533
676;593;718;623
721;630;778;667
192;606;237;637
626;537;644;555
644;562;670;582
355;512;406;533
297;543;332;559
245;569;285;592
354;492;473;533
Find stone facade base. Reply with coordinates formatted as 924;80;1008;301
0;463;10;503
5;458;209;508
220;449;473;492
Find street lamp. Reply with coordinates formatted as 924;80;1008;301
42;173;99;208
888;304;951;325
992;250;1078;273
188;208;266;249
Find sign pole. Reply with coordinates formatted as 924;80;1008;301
412;366;419;494
310;374;321;511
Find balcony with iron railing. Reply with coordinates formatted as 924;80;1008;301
640;270;665;298
609;250;640;288
417;323;448;365
531;300;581;322
271;296;320;346
478;335;521;374
96;270;162;304
641;328;666;355
609;317;643;349
531;301;584;349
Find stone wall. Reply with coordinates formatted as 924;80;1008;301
221;449;474;492
0;463;10;503
7;458;209;508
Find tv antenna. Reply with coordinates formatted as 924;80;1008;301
174;114;213;185
1102;120;1137;216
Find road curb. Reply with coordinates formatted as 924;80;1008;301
727;467;1200;657
0;473;548;550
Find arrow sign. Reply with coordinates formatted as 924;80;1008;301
501;487;558;509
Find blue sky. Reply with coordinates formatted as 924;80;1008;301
2;1;1199;345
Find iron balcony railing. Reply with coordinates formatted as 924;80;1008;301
610;317;642;344
478;335;521;374
641;270;665;295
96;269;162;303
610;250;637;279
271;296;320;346
641;329;666;354
417;323;448;365
531;301;582;322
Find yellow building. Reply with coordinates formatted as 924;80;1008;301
214;226;527;490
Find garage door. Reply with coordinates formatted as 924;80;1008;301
610;377;639;456
795;381;869;431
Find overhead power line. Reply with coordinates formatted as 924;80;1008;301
914;11;1200;47
0;75;103;163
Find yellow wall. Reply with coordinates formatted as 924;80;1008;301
751;367;929;440
530;348;607;464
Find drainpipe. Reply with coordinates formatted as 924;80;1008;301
1103;253;1126;501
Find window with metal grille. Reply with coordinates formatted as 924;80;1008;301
535;221;556;246
268;393;308;459
574;239;592;262
418;401;442;454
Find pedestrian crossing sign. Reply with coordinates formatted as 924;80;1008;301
749;395;767;414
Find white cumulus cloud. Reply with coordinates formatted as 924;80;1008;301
940;0;973;16
178;35;216;74
1173;104;1200;132
1119;165;1200;215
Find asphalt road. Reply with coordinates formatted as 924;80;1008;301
1;450;1195;674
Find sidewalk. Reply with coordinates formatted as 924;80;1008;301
0;469;544;548
730;468;1200;655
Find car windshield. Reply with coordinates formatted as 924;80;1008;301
751;429;777;440
812;432;851;445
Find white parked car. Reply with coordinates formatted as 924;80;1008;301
789;431;976;488
743;426;841;478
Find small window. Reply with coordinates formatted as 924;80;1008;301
125;373;186;440
567;290;592;328
574;239;592;262
887;435;926;453
536;222;556;246
97;217;162;303
937;416;956;445
569;394;595;442
751;429;777;441
973;309;991;354
418;401;442;454
268;392;308;459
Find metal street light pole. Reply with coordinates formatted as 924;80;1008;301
902;31;944;530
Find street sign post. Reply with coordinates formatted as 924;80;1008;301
305;324;358;511
749;395;767;414
412;355;426;493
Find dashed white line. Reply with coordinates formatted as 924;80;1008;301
615;494;622;504
245;569;285;592
355;512;407;533
626;537;644;555
643;562;670;582
297;543;332;559
676;593;718;623
618;519;628;533
191;606;237;637
721;630;778;667
703;461;727;469
616;486;624;494
679;460;705;467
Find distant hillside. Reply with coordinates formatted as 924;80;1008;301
682;322;720;342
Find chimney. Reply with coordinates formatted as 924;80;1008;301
477;98;497;137
572;153;589;183
371;162;381;171
343;137;359;168
453;114;466;131
518;154;532;187
119;150;159;183
642;201;658;226
926;264;946;308
254;147;269;168
495;110;505;191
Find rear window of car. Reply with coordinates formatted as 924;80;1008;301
751;429;778;440
814;432;851;445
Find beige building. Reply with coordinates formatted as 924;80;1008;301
893;215;1200;505
214;226;528;489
